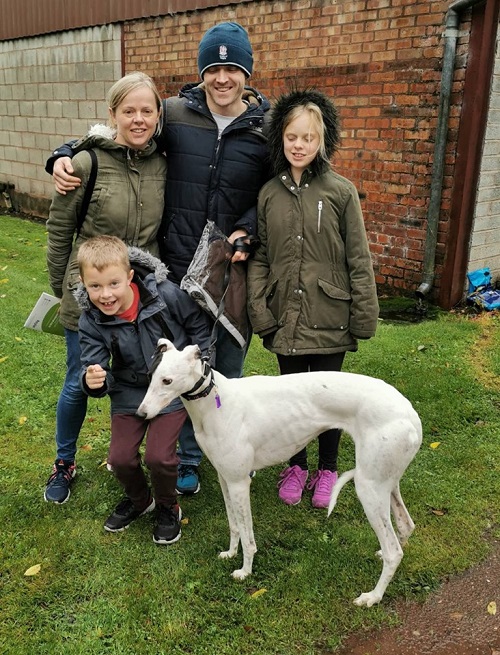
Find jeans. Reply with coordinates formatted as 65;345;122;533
55;329;88;462
177;323;247;467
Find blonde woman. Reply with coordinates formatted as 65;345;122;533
45;72;166;505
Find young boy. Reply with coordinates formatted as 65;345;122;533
76;235;210;544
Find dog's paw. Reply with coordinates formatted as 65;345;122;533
353;591;382;607
219;549;237;560
231;568;250;580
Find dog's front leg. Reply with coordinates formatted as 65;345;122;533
217;473;240;560
225;478;257;580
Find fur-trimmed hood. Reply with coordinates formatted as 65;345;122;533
71;124;158;159
74;246;169;311
268;89;340;177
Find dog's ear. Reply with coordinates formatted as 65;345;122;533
157;338;173;352
194;345;202;359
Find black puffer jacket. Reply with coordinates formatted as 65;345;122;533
156;83;272;283
45;84;272;284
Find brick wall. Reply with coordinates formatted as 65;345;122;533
0;0;491;300
469;31;500;283
0;25;122;216
123;0;468;296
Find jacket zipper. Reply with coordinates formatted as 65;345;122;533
317;200;323;233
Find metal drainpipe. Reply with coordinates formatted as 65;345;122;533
415;0;485;299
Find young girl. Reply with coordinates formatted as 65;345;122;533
247;90;379;508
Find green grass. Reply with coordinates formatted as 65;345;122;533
0;214;499;654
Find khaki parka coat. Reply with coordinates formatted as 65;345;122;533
247;168;379;356
46;127;166;331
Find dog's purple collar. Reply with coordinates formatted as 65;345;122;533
182;361;215;401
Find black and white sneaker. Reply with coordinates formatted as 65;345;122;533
104;496;155;532
153;504;182;545
44;459;76;504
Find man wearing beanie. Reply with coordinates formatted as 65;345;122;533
198;22;254;78
46;22;271;499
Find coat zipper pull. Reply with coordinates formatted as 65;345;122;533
317;200;323;233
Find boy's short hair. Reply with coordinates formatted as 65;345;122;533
78;235;130;278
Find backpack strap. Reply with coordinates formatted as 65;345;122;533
76;149;98;237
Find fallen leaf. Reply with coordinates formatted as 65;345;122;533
487;601;496;615
0;278;9;284
24;564;41;576
1;265;7;271
430;507;448;516
181;517;189;525
14;336;22;342
80;444;92;452
0;356;8;364
98;459;108;468
430;441;441;449
449;612;464;620
250;588;267;599
417;344;426;351
18;416;27;426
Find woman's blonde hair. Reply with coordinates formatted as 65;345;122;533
78;235;130;278
107;71;163;135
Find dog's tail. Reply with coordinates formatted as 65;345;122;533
327;469;355;518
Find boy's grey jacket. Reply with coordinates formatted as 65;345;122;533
247;167;379;356
156;83;272;283
76;247;211;415
46;125;166;331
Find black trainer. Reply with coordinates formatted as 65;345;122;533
104;496;155;533
153;504;182;545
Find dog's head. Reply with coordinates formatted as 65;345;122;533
137;339;203;419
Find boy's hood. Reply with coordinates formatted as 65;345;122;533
74;246;169;311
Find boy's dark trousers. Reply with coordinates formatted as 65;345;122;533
108;409;187;509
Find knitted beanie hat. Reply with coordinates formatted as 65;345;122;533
198;22;253;79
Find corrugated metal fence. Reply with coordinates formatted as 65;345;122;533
0;0;252;41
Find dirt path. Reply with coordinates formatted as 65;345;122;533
334;539;500;655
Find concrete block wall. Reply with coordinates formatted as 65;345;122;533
469;31;500;283
124;0;467;296
0;25;122;217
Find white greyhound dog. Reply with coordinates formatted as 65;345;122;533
138;339;422;607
